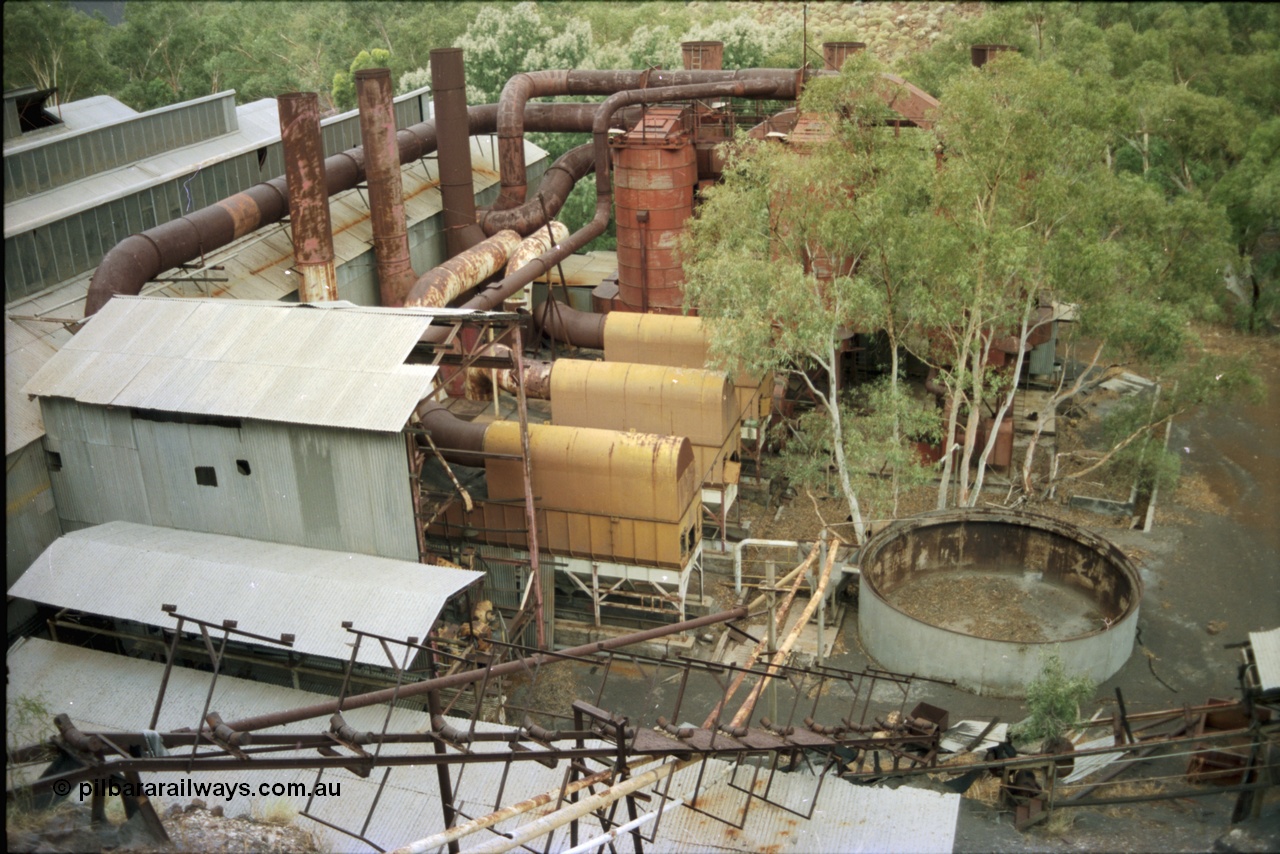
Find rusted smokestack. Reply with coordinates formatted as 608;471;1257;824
971;44;1018;68
681;41;724;71
822;42;866;71
355;68;416;306
430;48;487;258
277;92;338;302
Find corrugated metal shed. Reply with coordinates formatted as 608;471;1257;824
656;757;960;853
23;296;440;433
5;315;62;454
5;440;61;584
11;521;481;666
1250;627;1280;692
7;637;608;853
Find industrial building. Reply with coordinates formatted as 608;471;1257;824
7;38;1230;854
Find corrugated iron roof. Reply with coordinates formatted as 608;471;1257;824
11;522;482;666
7;637;611;853
656;756;960;853
21;296;443;432
5;315;64;453
1250;627;1280;691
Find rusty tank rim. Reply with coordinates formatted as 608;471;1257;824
858;508;1143;644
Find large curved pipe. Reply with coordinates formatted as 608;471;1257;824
83;102;622;317
478;142;596;236
534;300;606;350
415;400;489;468
491;68;804;210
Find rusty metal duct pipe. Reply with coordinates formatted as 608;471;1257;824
534;300;607;350
277;92;338;302
431;48;487;257
681;41;724;71
83;101;620;316
478;141;596;235
356;68;416;306
415;400;489;468
490;68;804;211
823;42;867;71
421;76;806;344
404;229;522;307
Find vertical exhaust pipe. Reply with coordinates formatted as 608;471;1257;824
356;68;417;306
277;92;338;302
430;48;487;258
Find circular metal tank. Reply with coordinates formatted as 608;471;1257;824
858;510;1142;697
612;109;697;315
681;41;724;71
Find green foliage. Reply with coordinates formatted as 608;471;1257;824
3;0;118;104
681;13;801;69
453;2;592;104
6;691;55;807
1012;652;1095;743
332;48;392;112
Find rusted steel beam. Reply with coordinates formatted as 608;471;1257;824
278;92;338;302
356;68;417;307
222;607;747;735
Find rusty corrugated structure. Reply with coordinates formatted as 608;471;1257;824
971;44;1019;68
612;107;697;314
277;92;338;302
433;422;701;569
355;68;416;306
549;360;741;488
823;41;867;70
681;41;724;71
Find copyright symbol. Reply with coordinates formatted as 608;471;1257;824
52;780;71;797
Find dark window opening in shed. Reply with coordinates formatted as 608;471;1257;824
236;459;251;476
195;466;218;487
46;450;63;472
131;408;242;430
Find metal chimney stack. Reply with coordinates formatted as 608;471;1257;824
356;68;416;306
277;92;338;302
430;48;487;258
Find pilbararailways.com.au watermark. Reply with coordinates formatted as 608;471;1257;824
56;778;341;802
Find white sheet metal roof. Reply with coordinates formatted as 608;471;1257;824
6;637;610;854
656;757;961;853
21;296;443;432
1250;627;1280;691
10;522;482;666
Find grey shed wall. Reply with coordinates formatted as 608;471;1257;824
6;439;63;585
39;397;418;561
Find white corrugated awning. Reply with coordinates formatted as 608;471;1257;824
10;522;482;666
1250;628;1280;691
21;296;451;432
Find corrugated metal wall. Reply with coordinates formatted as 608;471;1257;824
4;92;239;203
5;439;63;586
40;398;418;561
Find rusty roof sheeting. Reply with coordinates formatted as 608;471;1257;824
22;296;441;432
11;522;481;666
